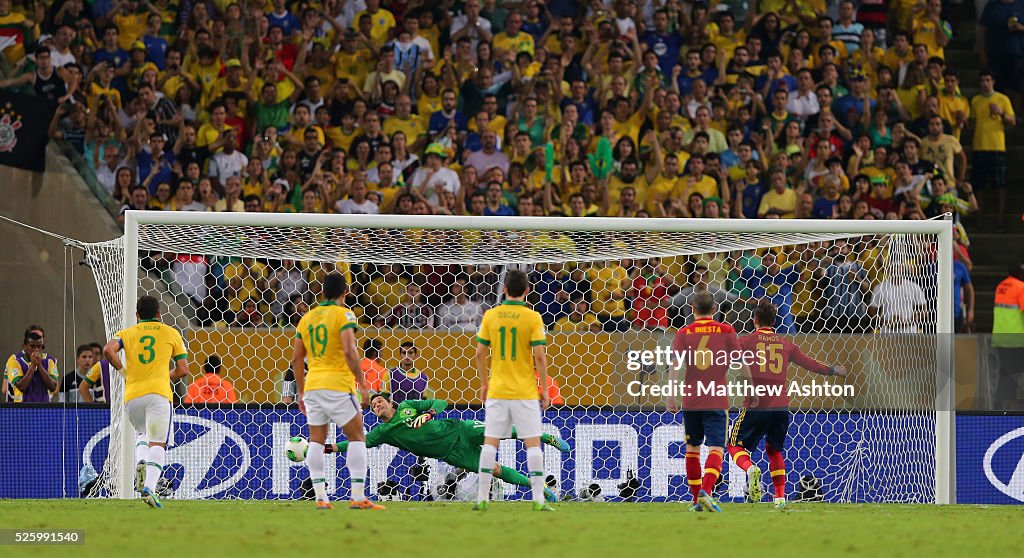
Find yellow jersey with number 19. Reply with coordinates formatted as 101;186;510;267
296;301;359;393
114;319;187;403
476;300;547;400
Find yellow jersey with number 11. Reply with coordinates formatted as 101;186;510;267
296;302;359;393
114;319;187;402
476;300;547;400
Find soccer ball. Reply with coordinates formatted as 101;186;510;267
286;436;308;462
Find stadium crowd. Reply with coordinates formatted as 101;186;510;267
0;0;988;335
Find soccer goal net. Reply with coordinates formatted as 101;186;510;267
82;212;955;504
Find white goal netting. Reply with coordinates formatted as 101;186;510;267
83;216;946;503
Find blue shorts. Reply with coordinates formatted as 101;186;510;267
729;408;789;450
683;410;727;447
972;151;1006;190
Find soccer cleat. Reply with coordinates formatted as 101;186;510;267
135;461;146;494
532;502;554;511
697;490;721;512
774;498;787;510
140;487;163;509
316;500;334;510
689;502;704;512
747;465;763;503
472;501;488;511
544;487;557;503
541;433;571;453
349;499;385;510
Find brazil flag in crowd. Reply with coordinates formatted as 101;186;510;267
0;90;56;171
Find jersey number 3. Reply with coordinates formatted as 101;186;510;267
138;335;156;364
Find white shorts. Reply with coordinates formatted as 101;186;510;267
127;393;172;444
304;389;360;427
484;399;542;439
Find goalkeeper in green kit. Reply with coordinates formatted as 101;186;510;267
325;393;569;502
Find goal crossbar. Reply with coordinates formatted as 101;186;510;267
128;210;953;235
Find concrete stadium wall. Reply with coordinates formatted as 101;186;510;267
0;143;122;366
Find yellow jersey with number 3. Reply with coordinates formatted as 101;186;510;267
115;319;187;403
476;300;547;400
296;302;359;393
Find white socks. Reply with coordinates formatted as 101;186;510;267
307;441;327;502
144;445;165;492
477;443;498;502
135;436;149;465
348;441;367;501
527;446;545;504
308;440;368;502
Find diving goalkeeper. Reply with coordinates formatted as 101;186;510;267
325;393;569;501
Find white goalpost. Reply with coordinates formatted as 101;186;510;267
85;211;954;504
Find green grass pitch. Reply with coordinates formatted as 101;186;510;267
2;500;1022;557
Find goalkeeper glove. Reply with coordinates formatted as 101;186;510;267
410;409;436;429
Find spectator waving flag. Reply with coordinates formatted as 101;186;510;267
0;90;56;172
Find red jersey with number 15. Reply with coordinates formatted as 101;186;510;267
738;328;831;409
671;317;740;410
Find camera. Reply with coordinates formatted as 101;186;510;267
377;480;404;501
617;470;640;501
410;457;430;483
577;483;603;501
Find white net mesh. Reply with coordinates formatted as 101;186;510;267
86;216;944;503
80;238;131;499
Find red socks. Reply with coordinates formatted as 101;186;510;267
728;446;753;472
686;450;702;500
701;449;724;495
766;444;787;499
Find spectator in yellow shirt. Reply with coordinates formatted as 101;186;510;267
197;102;232;148
674;155;721;202
355;0;395;46
492;11;534;57
970;71;1016;231
108;0;156;51
333;28;377;86
938;70;970;140
911;0;951;60
553;300;602;333
758;168;797;218
88;61;123;113
587;261;630;331
224;257;269;315
383;94;427;148
0;1;34;64
881;32;914;77
365;264;408;322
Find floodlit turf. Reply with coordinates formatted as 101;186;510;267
1;499;1022;557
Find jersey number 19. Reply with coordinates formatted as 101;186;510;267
307;324;328;357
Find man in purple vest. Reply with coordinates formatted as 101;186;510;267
4;326;59;403
80;358;113;403
388;341;432;403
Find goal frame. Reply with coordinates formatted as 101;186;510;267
118;210;957;504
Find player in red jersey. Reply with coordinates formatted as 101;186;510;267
729;301;847;508
668;291;745;512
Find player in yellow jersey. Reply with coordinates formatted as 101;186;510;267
473;269;551;511
293;273;383;511
102;296;189;509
